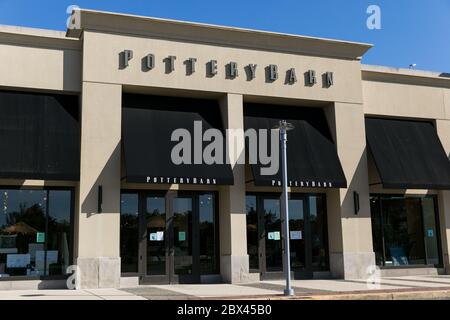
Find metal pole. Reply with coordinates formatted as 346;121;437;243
280;120;294;296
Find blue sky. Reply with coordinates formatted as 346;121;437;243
0;0;449;72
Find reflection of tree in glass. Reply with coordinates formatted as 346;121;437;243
121;213;138;228
4;203;46;232
173;210;192;226
1;203;46;255
120;213;139;269
147;209;165;228
247;207;257;228
147;208;166;265
265;210;280;224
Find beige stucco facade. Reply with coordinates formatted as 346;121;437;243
0;9;449;289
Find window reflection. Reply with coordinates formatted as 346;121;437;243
0;189;72;277
422;198;439;265
371;195;441;267
309;195;328;271
245;194;329;275
47;191;71;276
288;199;305;270
245;196;258;271
146;196;166;275
120;193;139;273
173;198;193;275
199;194;217;274
264;199;282;272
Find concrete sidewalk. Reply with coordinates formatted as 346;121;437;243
1;275;450;300
0;288;146;300
122;275;450;300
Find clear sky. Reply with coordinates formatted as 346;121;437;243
0;0;449;73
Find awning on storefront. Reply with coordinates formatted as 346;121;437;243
365;117;450;189
122;94;234;185
243;103;347;188
0;91;80;180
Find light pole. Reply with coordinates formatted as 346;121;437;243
274;120;295;296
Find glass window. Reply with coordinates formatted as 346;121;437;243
370;197;384;266
309;195;328;271
47;190;72;276
421;198;440;265
173;197;193;275
199;194;217;274
245;193;329;275
288;199;305;270
383;197;425;265
0;189;73;277
264;199;282;272
120;193;139;273
370;195;441;267
146;196;166;275
245;196;258;270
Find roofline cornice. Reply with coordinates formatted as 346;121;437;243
67;9;372;60
362;64;450;88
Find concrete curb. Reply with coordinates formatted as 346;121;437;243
304;289;450;300
208;288;450;300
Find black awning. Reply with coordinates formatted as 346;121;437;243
122;94;234;185
366;117;450;189
0;91;80;180
244;103;347;188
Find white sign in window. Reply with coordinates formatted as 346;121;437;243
290;231;302;240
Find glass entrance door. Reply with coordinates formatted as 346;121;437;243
261;196;311;279
145;196;167;279
289;198;310;278
170;196;200;283
128;191;217;284
263;198;282;273
172;197;193;275
246;193;326;280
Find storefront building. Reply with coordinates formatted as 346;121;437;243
0;9;449;289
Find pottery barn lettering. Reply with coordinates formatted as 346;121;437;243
120;50;334;87
271;180;333;188
146;176;218;185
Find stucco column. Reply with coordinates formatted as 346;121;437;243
218;93;251;283
325;102;375;279
436;119;450;273
75;81;122;288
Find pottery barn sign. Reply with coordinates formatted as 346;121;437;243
120;50;334;87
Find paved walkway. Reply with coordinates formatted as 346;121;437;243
1;275;450;300
122;275;450;300
0;288;146;300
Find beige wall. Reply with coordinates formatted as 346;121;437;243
0;29;81;92
77;81;122;258
82;31;363;104
363;80;450;120
76;81;122;288
325;102;375;279
436;120;450;271
362;66;450;120
218;93;253;282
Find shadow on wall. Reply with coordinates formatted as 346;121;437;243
326;146;374;279
341;146;372;220
81;142;121;218
63;49;82;92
